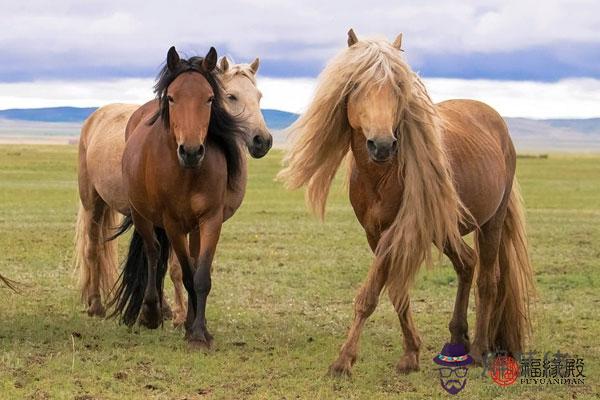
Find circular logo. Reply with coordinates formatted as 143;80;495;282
489;355;520;387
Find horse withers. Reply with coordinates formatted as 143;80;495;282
279;29;534;375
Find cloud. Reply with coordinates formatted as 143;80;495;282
1;1;599;81
2;76;600;119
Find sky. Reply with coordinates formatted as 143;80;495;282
1;0;600;118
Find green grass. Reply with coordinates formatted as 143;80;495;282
0;145;598;399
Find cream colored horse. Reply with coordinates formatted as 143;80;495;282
74;57;271;324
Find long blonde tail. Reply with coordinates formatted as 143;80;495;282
73;202;119;303
485;180;535;353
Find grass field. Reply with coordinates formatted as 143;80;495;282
0;145;598;399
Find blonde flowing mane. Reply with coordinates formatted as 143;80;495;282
279;38;469;306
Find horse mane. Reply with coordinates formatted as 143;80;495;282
278;38;470;308
148;55;244;190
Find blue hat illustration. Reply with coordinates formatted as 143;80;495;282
433;343;473;367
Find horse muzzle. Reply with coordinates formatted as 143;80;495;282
366;137;397;163
249;133;272;159
178;144;205;168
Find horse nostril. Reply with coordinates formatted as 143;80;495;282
178;144;186;157
366;139;376;153
253;135;263;147
197;144;205;158
391;139;398;152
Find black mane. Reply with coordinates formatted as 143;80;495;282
148;54;244;189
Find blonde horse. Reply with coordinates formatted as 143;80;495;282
278;29;534;376
75;57;271;322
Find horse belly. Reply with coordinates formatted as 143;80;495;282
87;130;129;214
223;174;247;222
84;104;138;214
446;138;509;229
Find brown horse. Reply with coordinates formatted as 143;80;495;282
278;29;534;376
75;55;271;322
109;46;247;346
122;56;270;325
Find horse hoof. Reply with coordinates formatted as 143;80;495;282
86;298;106;318
469;347;485;366
185;329;213;349
396;354;420;374
138;302;162;329
161;302;173;321
172;313;186;329
328;359;353;378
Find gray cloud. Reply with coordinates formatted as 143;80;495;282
1;0;599;81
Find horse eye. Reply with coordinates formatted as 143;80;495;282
167;95;174;103
207;96;214;104
227;93;237;101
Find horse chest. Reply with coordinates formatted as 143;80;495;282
349;174;400;238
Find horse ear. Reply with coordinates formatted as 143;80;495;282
392;33;404;51
219;56;230;72
249;57;260;74
347;28;359;47
203;47;218;72
167;46;180;71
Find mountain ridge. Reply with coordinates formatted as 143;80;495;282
1;106;599;151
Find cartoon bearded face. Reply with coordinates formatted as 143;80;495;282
438;366;469;394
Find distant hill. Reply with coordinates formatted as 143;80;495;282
261;109;298;130
0;106;599;151
0;107;98;123
505;118;600;152
0;106;299;130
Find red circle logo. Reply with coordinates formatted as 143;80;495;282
489;355;519;386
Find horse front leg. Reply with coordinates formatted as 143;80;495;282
168;249;188;327
187;213;223;348
387;289;422;374
164;222;198;336
329;254;389;377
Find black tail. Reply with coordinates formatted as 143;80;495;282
106;215;133;242
107;226;170;326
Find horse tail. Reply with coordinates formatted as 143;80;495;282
73;201;119;303
108;222;170;326
485;180;535;353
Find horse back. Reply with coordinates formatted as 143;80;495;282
437;99;516;228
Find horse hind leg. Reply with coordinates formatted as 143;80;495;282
134;212;166;329
78;197;109;317
444;239;477;351
470;206;507;364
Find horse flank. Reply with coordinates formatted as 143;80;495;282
278;38;470;308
